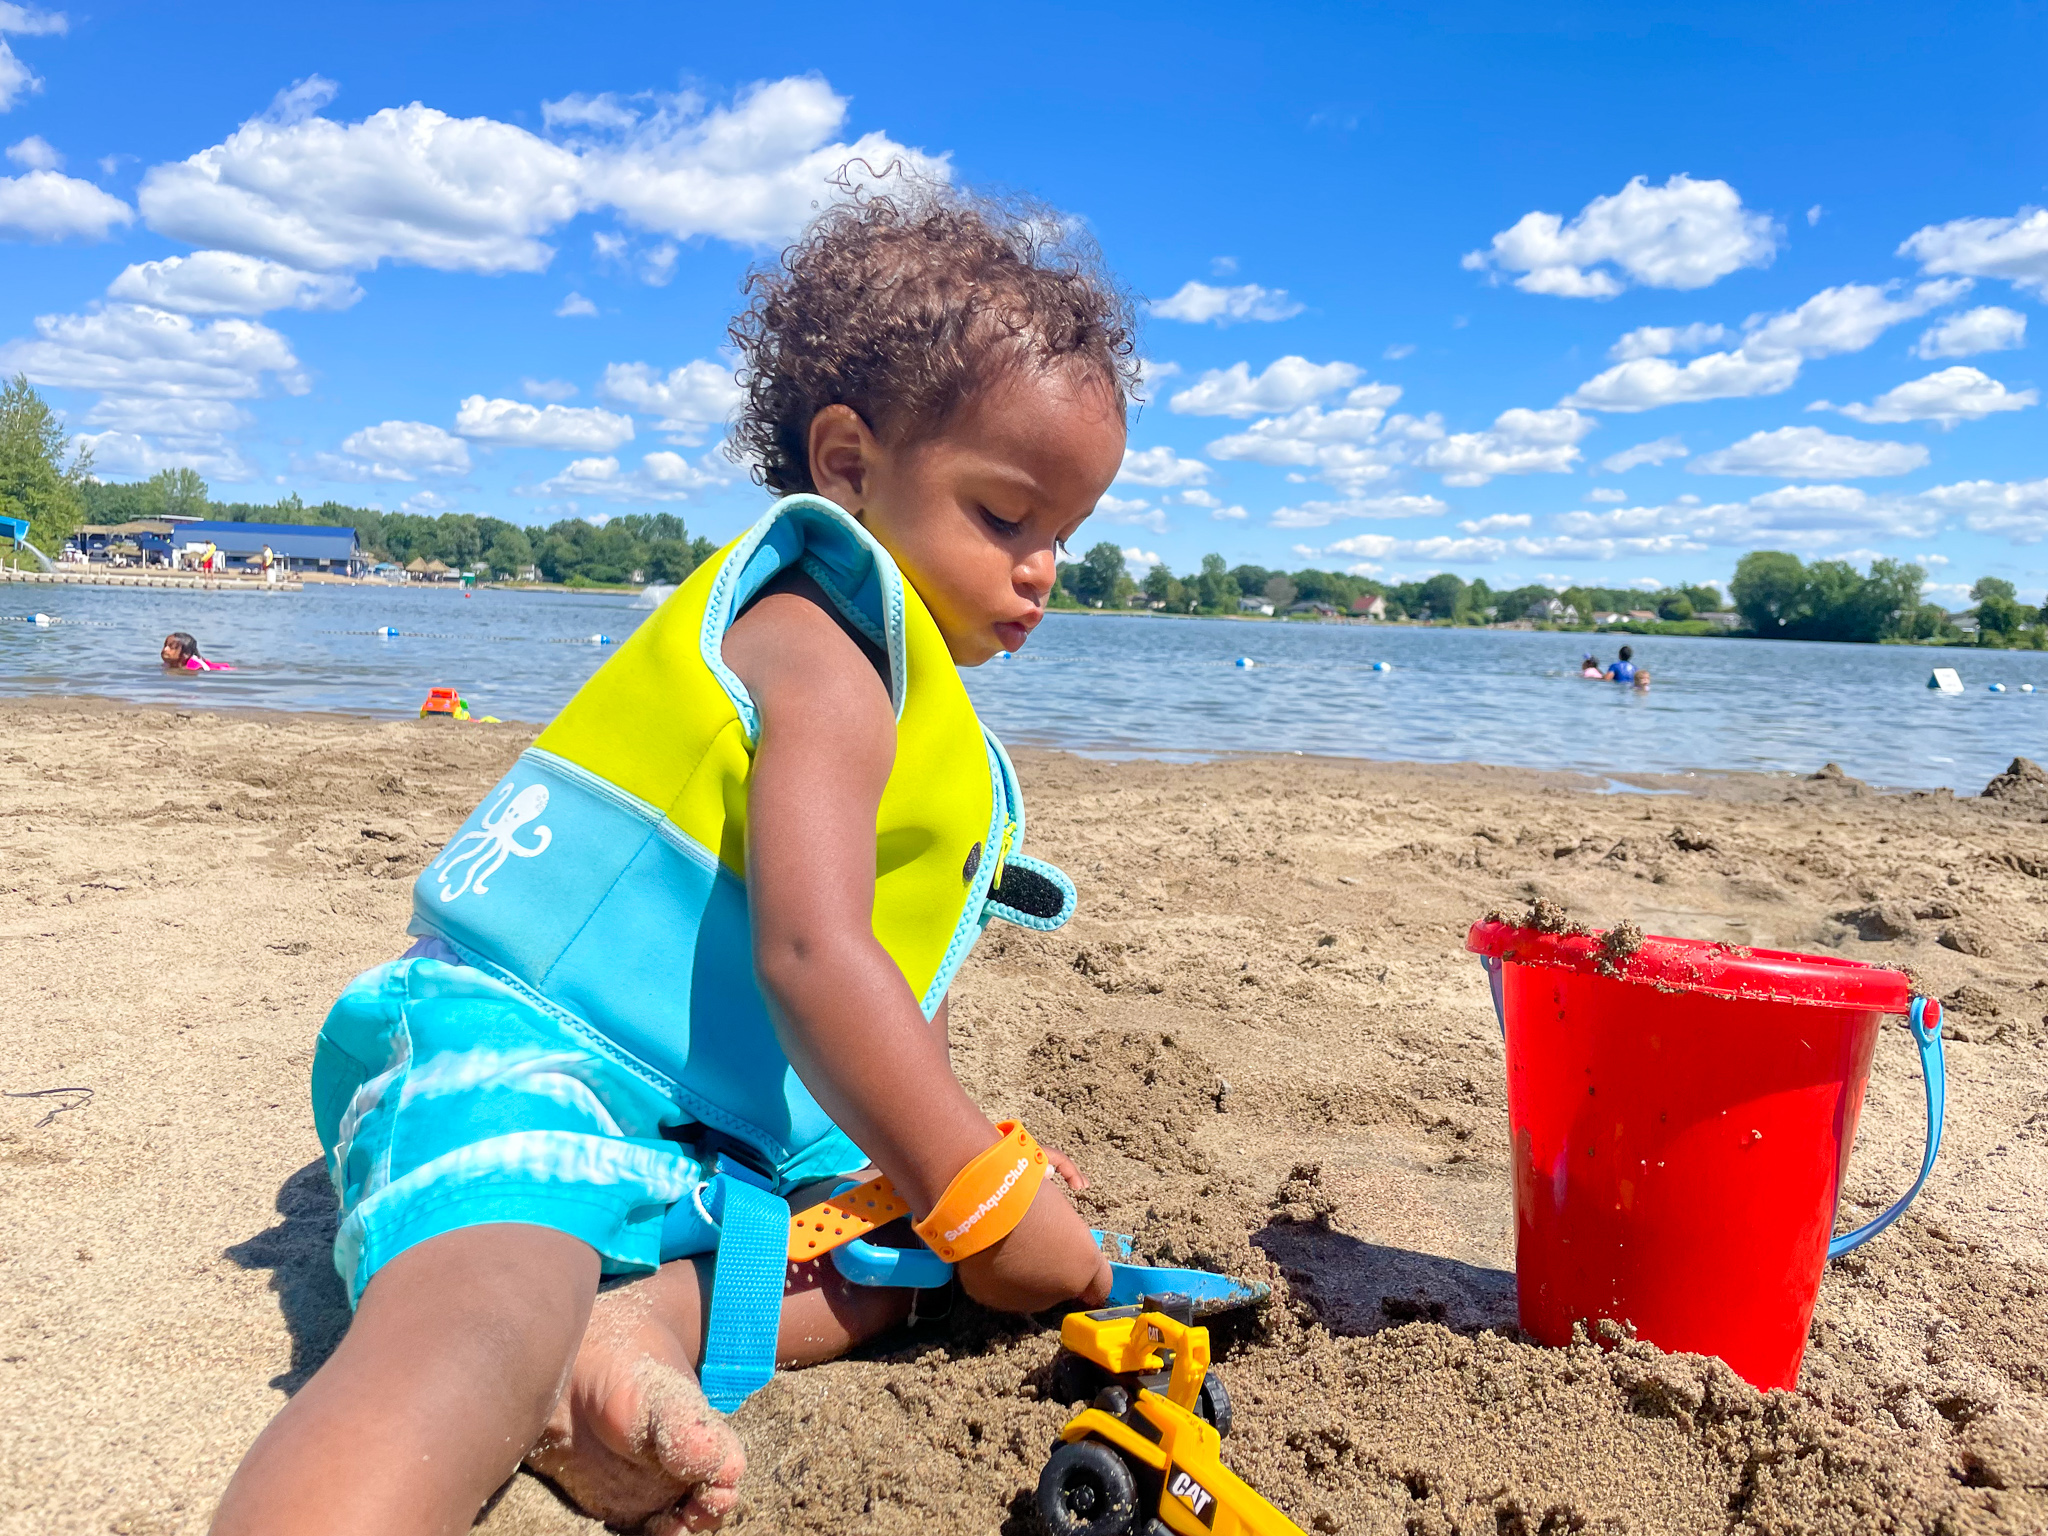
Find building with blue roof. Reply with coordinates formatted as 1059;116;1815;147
168;520;366;576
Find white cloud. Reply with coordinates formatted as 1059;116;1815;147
398;490;458;514
0;44;34;114
1268;493;1449;530
1459;513;1532;533
1416;405;1594;486
1382;342;1415;361
522;376;577;401
1210;504;1248;520
1169;356;1361;417
1688;426;1928;479
0;167;132;239
139;84;581;273
70;429;254;482
1546;483;1939;551
106;250;361;314
1325;532;1516;564
1566;348;1800;412
0;7;65;112
1094;493;1169;533
1462;174;1779;298
1807;205;1823;227
526;449;731;503
1204;386;1414;494
5;131;55;168
454;395;634;451
1900;206;2048;297
1815;366;2037;429
0;303;304;398
340;420;471;478
1600;435;1689;472
136;75;939;277
1587;487;1628;502
566;78;946;248
556;291;599;318
596;359;740;443
1132;357;1179;399
1121;546;1161;573
1114;445;1210;487
83;395;248;437
1911;477;2048;541
1148;281;1303;325
1176;487;1220;507
0;4;68;35
1608;322;1730;361
1914;306;2026;359
1565;280;1965;412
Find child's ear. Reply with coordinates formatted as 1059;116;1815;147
807;404;877;512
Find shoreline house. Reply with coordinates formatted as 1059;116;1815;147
167;520;366;576
1525;595;1578;623
1351;593;1387;620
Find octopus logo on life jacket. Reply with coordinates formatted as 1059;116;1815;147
433;782;553;902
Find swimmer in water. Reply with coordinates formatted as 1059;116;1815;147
160;631;234;671
1579;653;1603;679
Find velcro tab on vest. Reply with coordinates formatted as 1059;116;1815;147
984;854;1076;931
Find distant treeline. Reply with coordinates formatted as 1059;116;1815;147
80;473;715;587
1055;542;1725;625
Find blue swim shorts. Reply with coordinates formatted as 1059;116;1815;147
312;950;717;1305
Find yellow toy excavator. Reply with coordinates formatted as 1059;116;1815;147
1036;1300;1306;1536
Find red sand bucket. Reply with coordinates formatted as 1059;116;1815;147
1466;919;1945;1390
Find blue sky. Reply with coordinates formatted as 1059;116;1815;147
1;0;2044;602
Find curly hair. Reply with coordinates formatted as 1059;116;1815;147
728;176;1140;495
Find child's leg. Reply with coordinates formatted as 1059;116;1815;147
213;1224;602;1536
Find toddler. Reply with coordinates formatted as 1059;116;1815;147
213;184;1135;1536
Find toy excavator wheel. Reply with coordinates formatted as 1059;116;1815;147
1037;1439;1139;1536
1198;1370;1233;1437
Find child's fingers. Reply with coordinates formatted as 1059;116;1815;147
1041;1144;1089;1192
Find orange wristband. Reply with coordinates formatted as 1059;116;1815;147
911;1121;1048;1263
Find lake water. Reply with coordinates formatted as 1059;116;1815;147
2;582;2041;792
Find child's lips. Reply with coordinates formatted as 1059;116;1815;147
993;618;1037;652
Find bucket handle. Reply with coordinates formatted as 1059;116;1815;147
1479;961;1945;1259
1827;995;1945;1260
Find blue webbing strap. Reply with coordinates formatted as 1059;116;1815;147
696;1171;790;1412
1828;996;1946;1259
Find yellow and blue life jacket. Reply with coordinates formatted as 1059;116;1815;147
406;493;1077;1187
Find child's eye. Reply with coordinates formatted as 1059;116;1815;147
980;507;1022;539
1056;537;1071;559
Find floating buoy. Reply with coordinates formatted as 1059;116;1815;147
1372;660;1392;672
31;612;52;626
590;633;614;646
1989;682;2007;693
995;651;1013;661
375;625;400;638
2022;683;2037;694
1234;656;1255;668
1928;667;1964;694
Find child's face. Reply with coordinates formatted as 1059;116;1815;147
161;637;184;664
810;364;1125;665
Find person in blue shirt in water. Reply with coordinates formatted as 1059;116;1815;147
1607;645;1636;683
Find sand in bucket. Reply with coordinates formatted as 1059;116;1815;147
1467;913;1943;1391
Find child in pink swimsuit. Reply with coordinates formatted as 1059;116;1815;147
160;631;234;671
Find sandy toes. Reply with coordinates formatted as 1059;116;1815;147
525;1289;746;1534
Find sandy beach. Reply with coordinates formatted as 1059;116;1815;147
1;696;2043;1535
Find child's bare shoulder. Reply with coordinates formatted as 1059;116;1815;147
722;567;893;737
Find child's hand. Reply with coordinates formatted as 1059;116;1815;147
954;1177;1111;1314
1042;1144;1089;1192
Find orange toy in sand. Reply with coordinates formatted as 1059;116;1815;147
419;688;471;720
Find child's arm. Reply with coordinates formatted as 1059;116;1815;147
725;574;1111;1313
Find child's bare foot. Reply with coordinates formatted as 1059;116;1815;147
525;1284;745;1534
